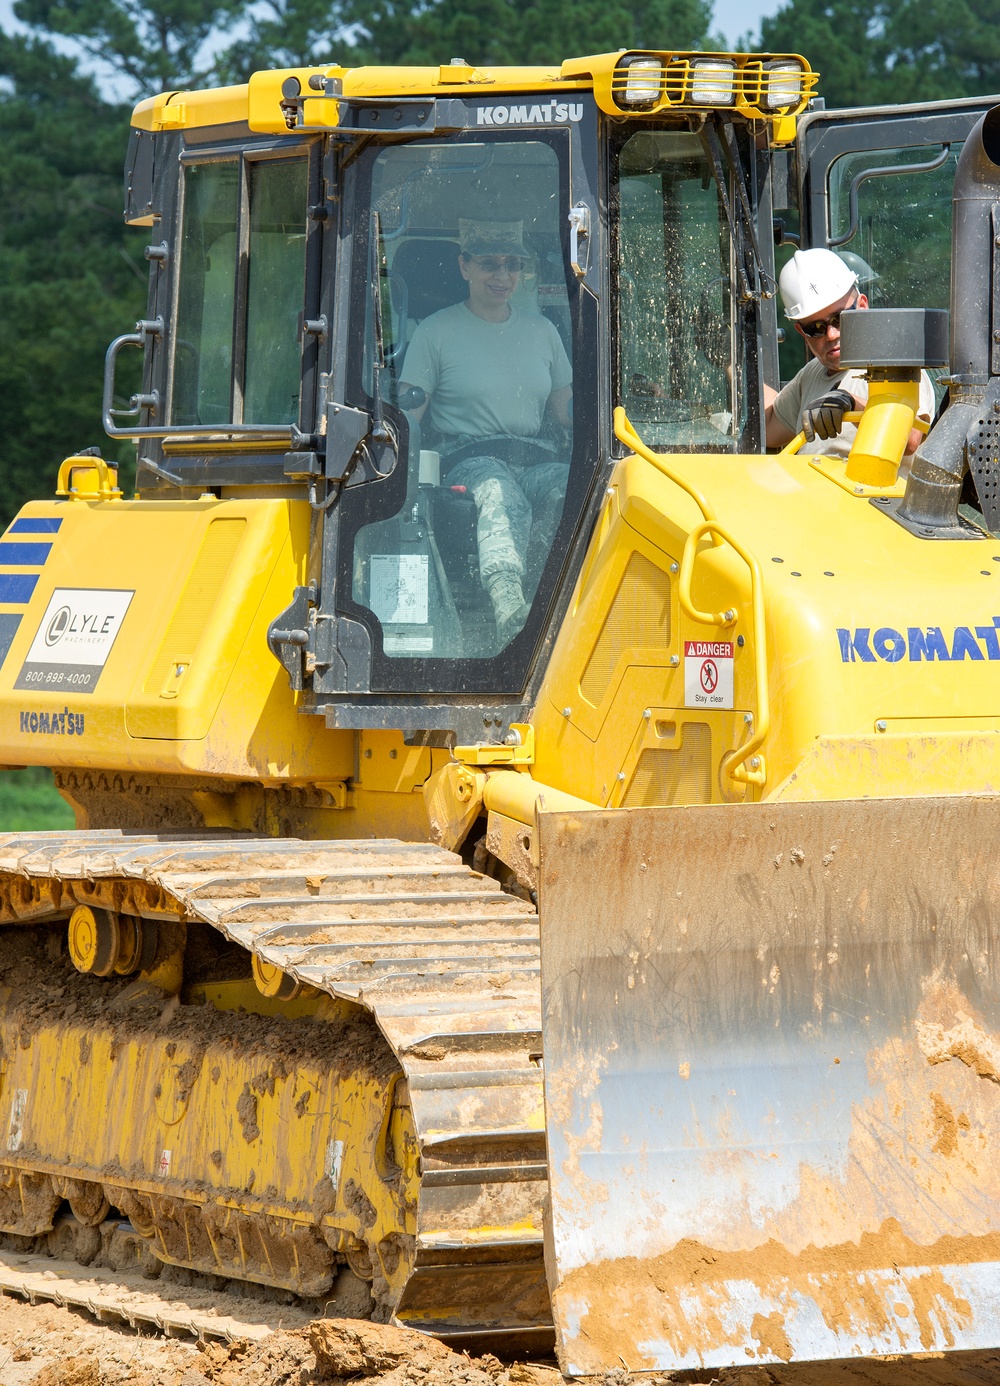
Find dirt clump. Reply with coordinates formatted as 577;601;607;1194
309;1318;456;1375
31;1355;102;1385
195;1332;313;1385
194;1321;559;1386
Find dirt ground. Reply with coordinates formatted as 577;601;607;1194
2;1294;1000;1386
0;1300;568;1386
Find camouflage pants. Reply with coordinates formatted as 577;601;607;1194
447;455;570;592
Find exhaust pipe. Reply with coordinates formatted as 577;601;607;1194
898;105;1000;535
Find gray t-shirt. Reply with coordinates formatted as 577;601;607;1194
773;358;936;458
402;301;572;440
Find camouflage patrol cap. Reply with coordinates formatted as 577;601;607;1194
459;218;529;258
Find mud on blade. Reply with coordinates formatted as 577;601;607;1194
538;797;1000;1374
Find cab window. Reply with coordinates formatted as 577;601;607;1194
826;144;960;311
172;154;309;427
615;129;741;452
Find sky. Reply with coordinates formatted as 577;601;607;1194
0;0;788;81
711;0;785;47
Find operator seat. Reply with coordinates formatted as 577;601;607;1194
389;237;466;331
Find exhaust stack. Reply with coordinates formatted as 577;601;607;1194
897;105;1000;537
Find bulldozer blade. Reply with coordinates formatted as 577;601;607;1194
538;796;1000;1374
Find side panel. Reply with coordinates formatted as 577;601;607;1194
0;499;352;782
539;797;1000;1372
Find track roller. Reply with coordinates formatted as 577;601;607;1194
67;905;152;977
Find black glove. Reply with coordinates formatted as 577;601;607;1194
800;389;856;442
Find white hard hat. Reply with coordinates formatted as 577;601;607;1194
778;247;859;320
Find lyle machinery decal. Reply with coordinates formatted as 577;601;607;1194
15;588;134;694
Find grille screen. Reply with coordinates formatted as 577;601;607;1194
623;722;712;807
580;552;670;706
969;407;1000;533
144;519;246;695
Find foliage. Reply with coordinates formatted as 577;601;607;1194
340;0;714;71
0;767;75;829
13;0;245;92
759;0;1000;109
0;33;147;528
37;0;715;91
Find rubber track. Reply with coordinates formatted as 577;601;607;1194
0;830;548;1348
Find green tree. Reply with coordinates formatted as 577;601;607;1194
216;0;714;82
759;0;1000;108
879;0;1000;104
214;0;347;81
0;33;147;526
13;0;245;93
348;0;714;68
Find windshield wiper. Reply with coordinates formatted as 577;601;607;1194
701;116;775;305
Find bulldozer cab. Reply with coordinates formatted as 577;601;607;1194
110;55;810;745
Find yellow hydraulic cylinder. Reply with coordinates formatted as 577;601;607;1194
845;370;921;489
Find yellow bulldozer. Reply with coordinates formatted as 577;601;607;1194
0;43;998;1373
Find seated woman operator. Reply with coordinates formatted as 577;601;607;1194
399;219;572;645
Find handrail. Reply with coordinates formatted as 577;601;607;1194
56;454;122;502
614;407;722;545
828;144;951;250
678;518;769;787
102;314;296;443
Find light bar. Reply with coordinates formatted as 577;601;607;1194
689;58;736;106
596;49;817;119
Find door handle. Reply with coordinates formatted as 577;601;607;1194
569;203;591;278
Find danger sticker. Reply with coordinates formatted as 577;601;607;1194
15;588;134;695
684;639;734;709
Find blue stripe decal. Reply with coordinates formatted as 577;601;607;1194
0;574;38;604
0;542;52;566
9;517;61;534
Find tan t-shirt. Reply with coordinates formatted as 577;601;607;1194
402;301;572;440
773;358;936;458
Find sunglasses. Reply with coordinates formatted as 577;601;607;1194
468;255;524;273
797;296;858;338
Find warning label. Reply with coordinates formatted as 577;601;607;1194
684;639;734;709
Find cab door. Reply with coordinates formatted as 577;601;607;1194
777;95;997;383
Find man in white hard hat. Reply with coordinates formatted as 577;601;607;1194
764;248;933;456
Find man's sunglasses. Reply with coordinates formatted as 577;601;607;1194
469;255;525;273
797;296;859;338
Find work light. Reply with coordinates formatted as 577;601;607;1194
616;56;664;108
689;58;737;106
762;59;805;111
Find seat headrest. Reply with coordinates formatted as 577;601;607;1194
390;239;465;320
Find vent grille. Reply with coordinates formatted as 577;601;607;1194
969;409;1000;534
144;519;246;695
580;553;670;707
623;722;712;807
